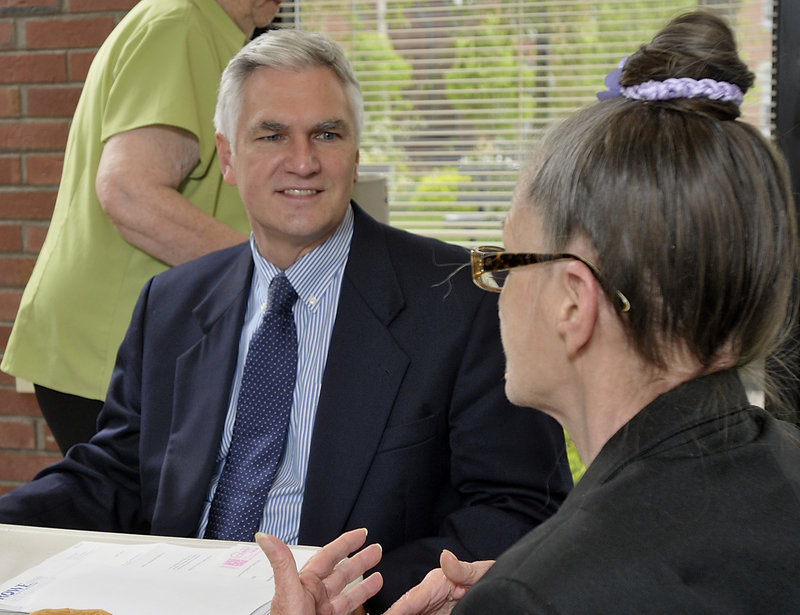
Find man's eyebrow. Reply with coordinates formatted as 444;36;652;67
253;120;287;133
315;119;350;133
249;119;350;135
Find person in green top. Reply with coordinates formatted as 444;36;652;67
1;0;283;454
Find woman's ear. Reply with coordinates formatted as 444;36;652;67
556;261;600;358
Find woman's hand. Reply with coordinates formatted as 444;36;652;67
383;550;493;615
257;528;384;615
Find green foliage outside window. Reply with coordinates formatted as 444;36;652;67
290;2;758;244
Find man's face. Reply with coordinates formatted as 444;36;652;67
217;66;359;268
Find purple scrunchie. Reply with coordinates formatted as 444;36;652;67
621;77;744;106
596;57;627;100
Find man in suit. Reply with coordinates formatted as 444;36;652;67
0;29;571;611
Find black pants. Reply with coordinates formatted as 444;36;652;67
34;385;104;456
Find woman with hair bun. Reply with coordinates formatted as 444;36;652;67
260;11;800;614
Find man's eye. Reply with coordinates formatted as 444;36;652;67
259;134;282;142
318;131;338;141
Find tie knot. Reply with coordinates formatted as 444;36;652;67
268;274;298;314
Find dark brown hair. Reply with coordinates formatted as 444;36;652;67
620;10;754;120
525;11;797;381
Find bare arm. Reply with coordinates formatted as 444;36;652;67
96;125;248;266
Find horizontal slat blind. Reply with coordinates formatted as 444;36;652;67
275;0;773;246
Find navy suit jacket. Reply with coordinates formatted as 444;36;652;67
0;205;571;609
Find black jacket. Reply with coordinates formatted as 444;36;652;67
458;369;800;614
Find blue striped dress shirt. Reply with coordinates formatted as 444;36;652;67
197;206;354;542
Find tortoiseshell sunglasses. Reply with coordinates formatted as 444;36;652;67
470;245;631;313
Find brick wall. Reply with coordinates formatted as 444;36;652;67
0;0;137;495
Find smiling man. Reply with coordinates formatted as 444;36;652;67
216;63;360;269
0;30;572;611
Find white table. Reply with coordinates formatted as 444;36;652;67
0;524;324;615
0;523;295;582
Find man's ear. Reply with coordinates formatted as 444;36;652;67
556;261;599;358
215;133;236;186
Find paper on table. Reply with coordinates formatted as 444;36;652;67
0;540;317;615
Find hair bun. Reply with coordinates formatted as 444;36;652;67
619;11;754;119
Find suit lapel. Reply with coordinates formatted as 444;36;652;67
299;208;410;545
151;247;254;536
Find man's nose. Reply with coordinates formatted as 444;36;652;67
284;139;321;175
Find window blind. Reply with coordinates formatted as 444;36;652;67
274;0;774;246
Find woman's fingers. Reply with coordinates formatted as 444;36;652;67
316;542;383;597
440;550;493;586
300;528;370;578
439;551;494;601
258;529;384;615
257;532;300;588
329;571;384;615
383;567;454;615
257;533;310;615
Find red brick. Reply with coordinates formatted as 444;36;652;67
25;153;63;185
42;423;59;452
24;223;48;252
0;87;20;117
0;327;11;352
68;49;96;81
0;19;13;49
0;483;20;496
0;120;69;151
0;0;59;9
0;155;21;184
26;85;82;117
0;255;36;285
0;224;22;251
0;189;57;219
27;17;116;50
0;389;41;417
0;52;67;84
0;289;22;319
70;0;137;11
0;450;59;481
0;417;35;449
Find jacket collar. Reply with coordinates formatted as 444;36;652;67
578;369;753;491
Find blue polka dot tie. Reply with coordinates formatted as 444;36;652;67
205;274;298;541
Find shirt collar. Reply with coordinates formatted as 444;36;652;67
248;205;354;309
